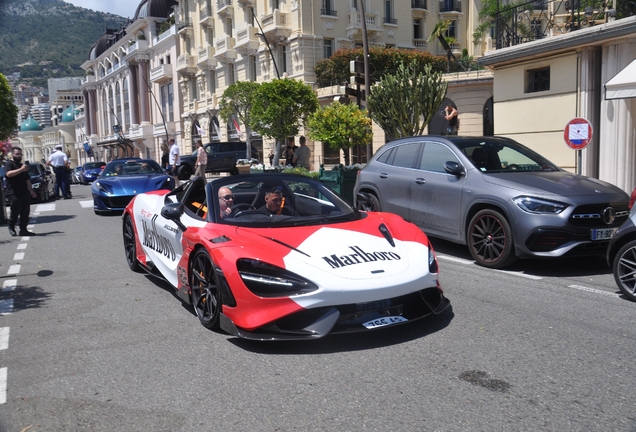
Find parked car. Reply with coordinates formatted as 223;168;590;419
71;166;84;184
92;158;175;215
607;205;636;301
177;141;260;179
122;174;449;339
81;161;106;184
354;135;630;269
28;162;57;202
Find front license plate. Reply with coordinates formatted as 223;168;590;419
591;228;617;240
363;316;407;329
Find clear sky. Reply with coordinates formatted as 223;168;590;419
64;0;138;18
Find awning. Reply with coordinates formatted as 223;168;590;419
605;59;636;100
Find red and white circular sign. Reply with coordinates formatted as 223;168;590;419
564;118;593;150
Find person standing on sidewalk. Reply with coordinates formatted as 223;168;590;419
292;136;311;169
168;138;180;185
4;147;37;236
47;144;70;199
194;140;207;179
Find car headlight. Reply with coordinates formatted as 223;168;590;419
237;259;319;297
32;182;41;189
513;196;568;214
94;181;113;194
428;247;438;274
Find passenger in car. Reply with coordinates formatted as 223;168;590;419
259;188;298;216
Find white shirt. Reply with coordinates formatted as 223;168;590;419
169;142;180;166
48;150;68;168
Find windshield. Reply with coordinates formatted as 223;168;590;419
102;160;163;177
198;174;359;227
84;162;106;170
455;138;559;173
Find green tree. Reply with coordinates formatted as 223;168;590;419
428;20;465;72
307;102;372;166
219;81;260;159
250;78;319;165
367;61;447;141
0;73;18;141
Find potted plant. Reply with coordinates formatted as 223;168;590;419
236;158;257;174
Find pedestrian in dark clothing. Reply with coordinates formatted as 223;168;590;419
161;143;169;170
4;147;37;236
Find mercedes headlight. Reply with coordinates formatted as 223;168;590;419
513;196;568;214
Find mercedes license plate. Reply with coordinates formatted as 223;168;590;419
591;228;617;240
363;316;407;329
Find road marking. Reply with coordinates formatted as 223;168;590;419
0;300;13;316
16;244;27;250
0;328;8;350
19;236;31;240
7;265;20;275
0;367;6;404
568;284;621;298
437;254;543;280
80;200;93;208
13;253;24;260
26;224;34;230
34;203;55;212
437;254;474;265
2;280;16;292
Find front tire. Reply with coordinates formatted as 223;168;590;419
123;214;142;272
468;209;516;269
190;249;222;330
178;165;193;180
357;193;382;212
613;240;636;301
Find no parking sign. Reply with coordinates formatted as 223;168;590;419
564;118;593;150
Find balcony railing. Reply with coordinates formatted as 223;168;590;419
439;0;461;12
413;39;428;50
321;8;337;16
384;17;398;24
412;0;427;9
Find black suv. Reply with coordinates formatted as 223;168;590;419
177;141;259;179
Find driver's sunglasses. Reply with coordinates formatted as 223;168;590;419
220;195;234;201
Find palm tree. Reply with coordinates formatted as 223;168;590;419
428;20;465;72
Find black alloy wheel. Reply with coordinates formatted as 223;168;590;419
357;193;382;212
468;209;516;269
123;214;142;272
178;164;193;180
613;240;636;302
190;249;221;329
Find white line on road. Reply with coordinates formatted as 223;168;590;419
80;200;93;208
26;224;34;230
0;367;6;404
16;243;27;250
0;327;8;350
13;253;24;260
568;284;621;298
0;300;14;316
7;265;20;275
437;254;543;280
2;280;16;291
34;203;55;212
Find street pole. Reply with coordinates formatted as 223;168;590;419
359;0;372;163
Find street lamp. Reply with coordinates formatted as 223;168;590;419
251;9;280;79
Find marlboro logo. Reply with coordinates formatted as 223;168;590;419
322;246;400;269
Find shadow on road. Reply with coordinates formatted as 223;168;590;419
0;284;51;311
32;214;76;224
430;236;611;277
229;306;455;354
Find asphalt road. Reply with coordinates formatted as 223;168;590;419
1;184;634;431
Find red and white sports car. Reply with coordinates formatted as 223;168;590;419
122;174;450;340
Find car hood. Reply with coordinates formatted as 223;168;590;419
234;217;428;281
481;171;628;199
93;175;170;194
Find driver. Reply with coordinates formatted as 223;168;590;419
218;186;234;218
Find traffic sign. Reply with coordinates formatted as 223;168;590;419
349;60;376;76
564;117;593;150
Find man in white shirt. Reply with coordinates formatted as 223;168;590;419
47;144;70;199
168;138;180;184
292;136;311;169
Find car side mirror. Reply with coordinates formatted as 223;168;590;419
444;161;464;177
161;202;187;232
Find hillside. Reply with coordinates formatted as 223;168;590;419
0;0;128;85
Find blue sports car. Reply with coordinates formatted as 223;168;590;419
81;161;106;185
92;158;175;215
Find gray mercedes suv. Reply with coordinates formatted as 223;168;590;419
354;136;630;268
